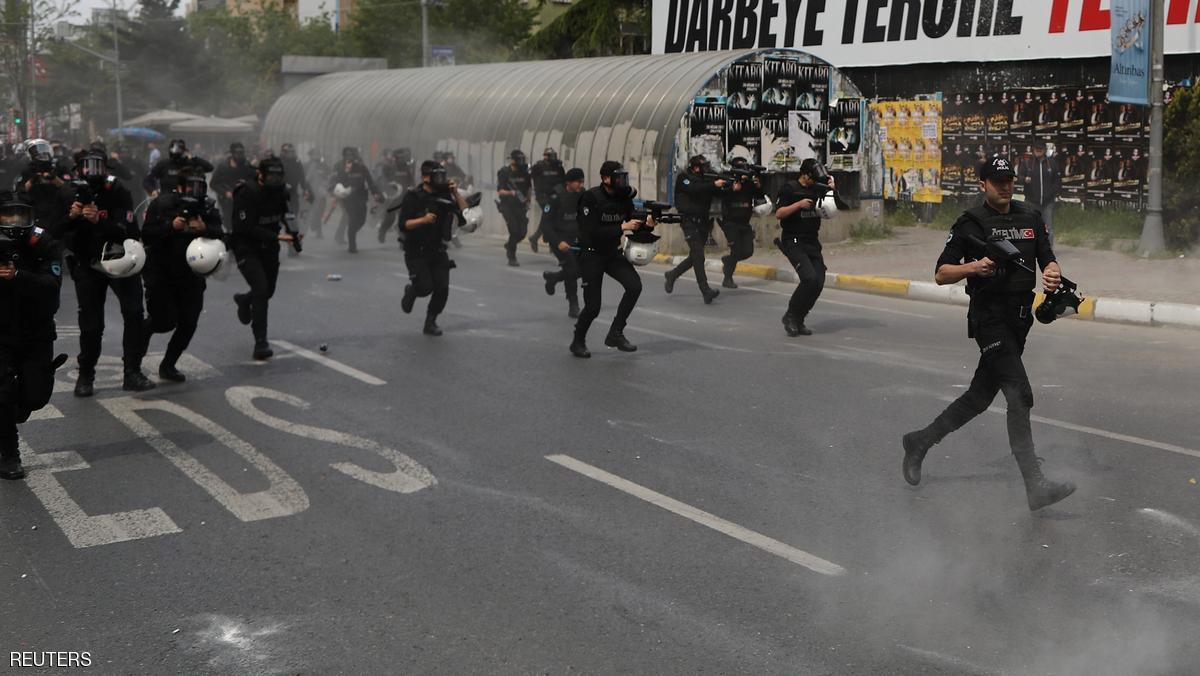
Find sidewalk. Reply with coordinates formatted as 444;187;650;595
652;226;1200;330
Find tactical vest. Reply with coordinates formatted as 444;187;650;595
958;202;1043;296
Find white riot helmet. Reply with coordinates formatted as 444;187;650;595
460;206;482;233
623;229;660;266
94;239;146;278
332;183;353;199
185;237;228;277
815;193;839;220
753;196;774;217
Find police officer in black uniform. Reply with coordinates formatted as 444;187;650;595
232;158;297;360
528;148;565;253
718;157;763;289
328;146;382;253
0;194;64;480
497;149;532;266
774;158;831;337
901;156;1075;512
570;161;653;358
211;142;256;233
15;140;69;231
61;152;155;395
540;167;585;319
278;143;312;215
144;139;214;197
664;155;725;304
139;171;223;382
396;160;468;336
377;148;415;243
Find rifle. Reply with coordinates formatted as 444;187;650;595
703;163;767;186
631;200;682;225
282;195;302;253
964;233;1083;323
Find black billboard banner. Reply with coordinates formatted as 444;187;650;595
726;117;762;165
726;62;762;120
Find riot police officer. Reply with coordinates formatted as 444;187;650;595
211;142;256;232
0;194;64;480
664;155;725;304
232;158;298;360
144;139;214;197
304;149;330;238
901;156;1075;512
570;161;654;358
528;148;565;252
328;146;382;253
139;171;223;382
61;151;155;395
540;167;585;319
15;140;69;231
396;160;467;336
377;148;415;243
718;157;764;289
774;158;832;337
496;149;531;266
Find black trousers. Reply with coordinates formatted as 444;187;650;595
143;270;206;367
70;261;147;373
720;221;755;277
781;238;826;321
501;204;529;256
921;300;1037;459
669;217;712;291
0;341;54;459
575;250;642;340
344;198;368;250
405;250;451;318
530;199;549;243
236;247;280;341
547;247;580;301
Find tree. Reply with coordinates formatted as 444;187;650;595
520;0;650;60
342;0;535;68
0;0;74;123
1163;84;1200;248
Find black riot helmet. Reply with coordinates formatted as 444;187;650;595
342;146;360;163
600;160;633;198
257;157;287;192
78;152;109;188
510;149;527;171
0;192;35;241
730;156;749;169
182;173;208;200
421;160;449;193
230;142;246;162
800;158;830;184
688;154;711;174
543;148;558;163
168;139;187;160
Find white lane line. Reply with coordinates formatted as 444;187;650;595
270;340;387;386
938;396;1200;461
448;284;476;293
625;325;752;353
546;454;846;576
26;405;63;422
737;285;934;318
637;308;700;324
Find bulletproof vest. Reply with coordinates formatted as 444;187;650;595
721;188;756;222
779;184;824;239
674;172;716;217
960;202;1042;296
499;167;531;198
533;160;564;196
578;186;630;253
557;190;582;223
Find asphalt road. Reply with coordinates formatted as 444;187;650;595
3;231;1199;675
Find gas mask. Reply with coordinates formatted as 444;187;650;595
169;140;187;160
79;154;108;190
427;168;450;194
608;170;635;199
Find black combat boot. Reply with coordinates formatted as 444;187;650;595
782;314;801;337
1016;455;1076;511
123;369;157;392
664;270;677;294
702;287;720;304
74;369;95;398
158;361;186;383
253;340;274;361
569;338;591;359
234;293;252;325
901;430;936;486
721;256;738;288
401;284;416;314
0;455;24;481
604;331;637;352
423;317;443;336
543;270;556;296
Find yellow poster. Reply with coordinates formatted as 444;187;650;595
870;100;942;203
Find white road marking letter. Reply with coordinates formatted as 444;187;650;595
270;340;387;386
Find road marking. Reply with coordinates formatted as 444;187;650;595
637;308;700;324
448;284;475;293
737;285;934;318
545;454;846;576
625;326;752;353
225;386;437;493
20;440;182;548
270;340;387;386
26;405;63;422
101;396;309;522
940;396;1200;461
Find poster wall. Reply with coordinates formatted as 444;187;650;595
870;100;942;204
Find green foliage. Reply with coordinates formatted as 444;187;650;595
344;0;535;68
1164;84;1200;248
883;201;918;227
1047;203;1142;248
520;0;650;59
849;219;893;242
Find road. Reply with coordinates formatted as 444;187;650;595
3;232;1199;675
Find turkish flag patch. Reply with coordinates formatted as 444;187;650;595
1022;228;1035;239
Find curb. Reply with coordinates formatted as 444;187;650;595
678;257;1200;331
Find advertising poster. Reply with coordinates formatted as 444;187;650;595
1058;143;1089;202
1112;102;1145;143
961;92;987;143
726;62;762;120
1111;146;1145;203
1085;87;1114;143
943;93;964;140
1086;145;1115;201
941;143;965;197
1109;0;1152;105
1059;88;1087;142
829;99;862;170
987;92;1011;140
1009;91;1034;143
788;110;826;165
1033;90;1060;142
689;100;727;160
761;117;797;171
726;117;762;165
761;58;799;118
795;64;830;111
870;100;941;203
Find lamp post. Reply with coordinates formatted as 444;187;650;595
1138;0;1166;256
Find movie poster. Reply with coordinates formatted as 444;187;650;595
726;62;762;120
1058;143;1089;202
943;93;964;140
762;58;799;118
1058;88;1087;142
1112;101;1144;143
788;110;826;164
726;117;762;165
828;98;862;170
1085;145;1114;202
1085;87;1113;142
1111;146;1145;203
1033;90;1060;142
795;64;830;111
761;117;797;171
1009;90;1034;143
689;100;727;160
941;144;963;197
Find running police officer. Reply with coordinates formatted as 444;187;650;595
540;167;585;319
139;171;223;382
774;158;831;337
62;151;155;395
396;160;468;336
664;155;725;304
232;157;297;360
497;149;532;266
211;142;256;232
570;161;653;358
0;193;64;480
901;156;1075;511
718;157;764;289
15;140;68;231
144;139;214;197
328;146;382;253
528;148;565;252
377;148;414;243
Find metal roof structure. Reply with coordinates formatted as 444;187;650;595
263;49;861;203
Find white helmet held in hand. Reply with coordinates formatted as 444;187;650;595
753;196;774;217
185;237;228;277
815;193;839;220
332;183;353;199
460;206;482;233
624;239;658;266
94;239;146;278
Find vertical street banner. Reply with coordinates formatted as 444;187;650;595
726;118;762;165
689;100;727;161
726;62;762;120
1109;0;1152;105
761;58;798;118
